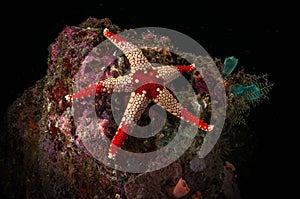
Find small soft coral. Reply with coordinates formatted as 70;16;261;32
168;178;191;198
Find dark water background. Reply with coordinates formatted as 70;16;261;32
1;1;290;198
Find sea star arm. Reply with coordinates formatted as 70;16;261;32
65;75;133;101
154;87;213;131
176;64;195;74
108;91;150;159
103;28;151;71
65;82;99;101
156;64;196;84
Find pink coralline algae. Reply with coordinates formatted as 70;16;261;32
49;26;98;73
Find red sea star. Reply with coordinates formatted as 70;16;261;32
66;28;213;159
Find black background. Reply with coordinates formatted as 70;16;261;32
1;1;291;198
